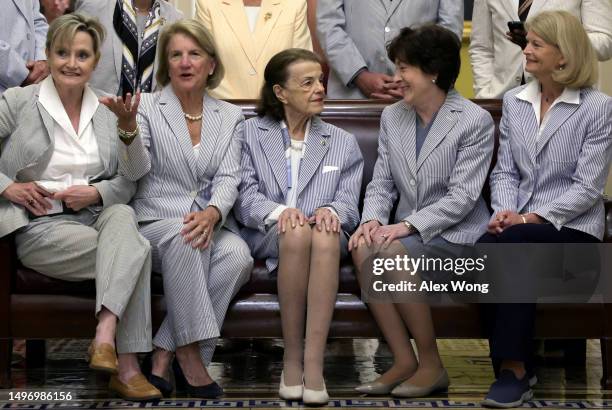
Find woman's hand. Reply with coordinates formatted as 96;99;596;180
99;91;141;133
1;182;53;216
181;206;221;250
278;208;308;233
488;210;544;234
374;222;413;248
309;208;340;233
54;186;101;211
348;220;381;250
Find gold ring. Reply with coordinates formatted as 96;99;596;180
27;199;35;205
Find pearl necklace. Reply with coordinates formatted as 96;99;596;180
184;112;203;121
290;139;304;151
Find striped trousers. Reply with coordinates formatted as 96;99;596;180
139;219;252;365
15;204;153;354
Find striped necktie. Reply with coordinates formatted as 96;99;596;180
518;0;533;21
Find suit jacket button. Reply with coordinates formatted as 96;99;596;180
190;191;197;198
409;179;416;186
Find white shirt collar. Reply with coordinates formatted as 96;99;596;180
38;76;100;139
516;79;580;106
280;118;311;144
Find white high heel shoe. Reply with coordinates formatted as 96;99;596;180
303;381;329;406
279;371;303;400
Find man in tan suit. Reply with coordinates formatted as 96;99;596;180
196;0;312;100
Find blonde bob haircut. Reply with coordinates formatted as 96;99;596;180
525;10;598;88
156;19;224;89
46;13;105;63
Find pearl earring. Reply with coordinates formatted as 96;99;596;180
432;78;437;84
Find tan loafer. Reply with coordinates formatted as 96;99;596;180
109;374;162;401
88;342;118;374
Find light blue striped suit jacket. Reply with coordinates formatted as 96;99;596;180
361;90;495;245
490;85;612;240
120;86;244;230
235;115;363;269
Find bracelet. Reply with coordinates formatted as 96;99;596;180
520;214;527;224
118;125;139;142
402;220;415;233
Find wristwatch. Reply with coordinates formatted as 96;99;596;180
402;220;416;234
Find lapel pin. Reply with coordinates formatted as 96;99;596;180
160;17;166;25
264;12;272;21
321;140;327;146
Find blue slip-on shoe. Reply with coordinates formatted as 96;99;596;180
481;369;533;408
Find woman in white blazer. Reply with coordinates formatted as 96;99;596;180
349;25;495;398
0;14;160;400
235;48;363;405
469;0;612;99
102;20;253;399
479;11;612;408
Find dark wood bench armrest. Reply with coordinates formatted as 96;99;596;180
605;198;611;243
0;234;16;338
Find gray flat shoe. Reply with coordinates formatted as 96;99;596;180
390;369;449;398
355;379;404;395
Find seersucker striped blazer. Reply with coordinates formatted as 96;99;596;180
120;86;244;230
235;115;363;268
0;83;135;238
490;85;612;240
361;90;495;245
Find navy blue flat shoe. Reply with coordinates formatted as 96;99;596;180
482;369;533;408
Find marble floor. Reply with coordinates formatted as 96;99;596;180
1;338;611;409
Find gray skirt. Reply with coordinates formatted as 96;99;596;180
398;234;471;282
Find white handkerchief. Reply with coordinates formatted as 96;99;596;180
322;165;339;174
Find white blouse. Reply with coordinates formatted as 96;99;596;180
36;76;103;212
244;6;260;33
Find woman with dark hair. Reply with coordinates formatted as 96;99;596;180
349;25;495;398
235;48;363;405
480;11;612;408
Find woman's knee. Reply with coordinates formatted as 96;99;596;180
311;228;340;255
234;239;254;274
104;204;137;223
351;237;373;265
279;223;312;252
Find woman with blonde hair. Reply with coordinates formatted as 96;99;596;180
102;19;253;399
480;10;611;408
0;13;160;400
